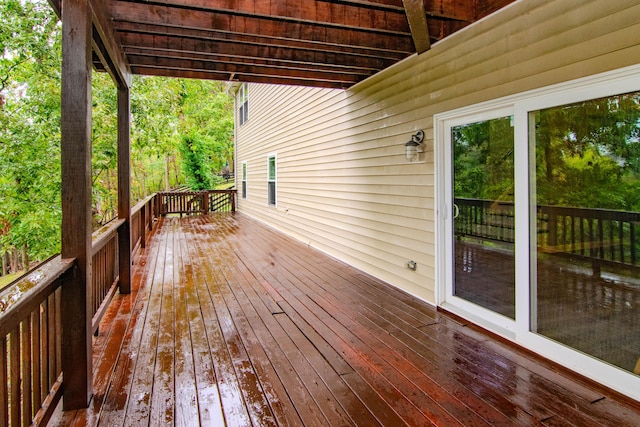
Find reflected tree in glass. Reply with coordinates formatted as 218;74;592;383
531;91;640;373
452;116;515;318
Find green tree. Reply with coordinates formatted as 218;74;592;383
92;72;118;226
177;79;234;181
0;0;62;270
0;0;235;275
453;116;514;201
180;133;213;190
534;93;640;210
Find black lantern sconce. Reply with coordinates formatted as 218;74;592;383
404;130;425;162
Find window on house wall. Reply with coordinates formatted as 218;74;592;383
238;83;249;125
241;162;247;199
268;155;276;206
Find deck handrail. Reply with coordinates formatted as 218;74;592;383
0;193;160;426
454;197;640;274
0;256;74;427
158;189;236;216
131;194;157;256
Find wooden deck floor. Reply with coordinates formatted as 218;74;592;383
50;213;640;426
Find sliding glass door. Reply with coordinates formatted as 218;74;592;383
529;92;640;374
451;116;516;319
437;68;640;400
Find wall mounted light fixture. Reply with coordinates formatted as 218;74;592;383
405;130;425;162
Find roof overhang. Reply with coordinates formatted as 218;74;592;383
49;0;515;89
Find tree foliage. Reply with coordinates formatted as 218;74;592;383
1;0;234;275
453;116;514;201
453;93;640;213
533;94;640;210
0;0;62;265
180;133;213;190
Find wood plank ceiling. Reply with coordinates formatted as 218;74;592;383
56;0;516;89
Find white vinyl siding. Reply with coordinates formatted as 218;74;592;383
234;0;640;305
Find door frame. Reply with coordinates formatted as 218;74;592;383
437;105;518;338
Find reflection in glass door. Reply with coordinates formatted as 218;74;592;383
530;92;640;374
452;116;515;319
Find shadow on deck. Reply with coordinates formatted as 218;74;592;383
50;213;640;426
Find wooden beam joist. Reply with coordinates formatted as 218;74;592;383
114;21;408;63
109;2;414;54
318;0;405;13
126;53;367;84
402;0;430;54
117;31;399;71
120;0;410;33
88;0;132;88
131;66;353;89
124;46;378;76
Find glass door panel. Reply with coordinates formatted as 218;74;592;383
452;116;516;319
530;92;640;373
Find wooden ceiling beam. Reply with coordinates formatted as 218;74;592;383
403;0;430;53
48;0;132;87
109;1;414;53
88;0;132;88
116;27;401;69
126;54;364;84
112;0;410;34
426;0;475;22
124;46;378;75
426;17;468;41
130;66;352;89
318;0;406;13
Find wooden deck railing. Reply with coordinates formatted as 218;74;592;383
454;198;515;244
131;195;156;255
0;193;160;426
454;197;640;275
0;257;73;427
157;189;236;216
0;189;233;425
208;189;236;213
91;219;123;335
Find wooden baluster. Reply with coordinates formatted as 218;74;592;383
10;328;20;426
31;311;41;413
1;337;8;427
21;319;32;427
628;219;634;265
47;293;56;391
40;300;48;404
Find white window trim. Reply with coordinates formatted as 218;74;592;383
241;161;247;199
239;83;249;126
267;153;277;207
435;63;640;401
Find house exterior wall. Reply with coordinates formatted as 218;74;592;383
234;0;640;304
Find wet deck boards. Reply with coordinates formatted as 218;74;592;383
50;213;640;426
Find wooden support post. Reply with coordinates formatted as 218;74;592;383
117;86;131;294
140;203;147;249
61;0;93;409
